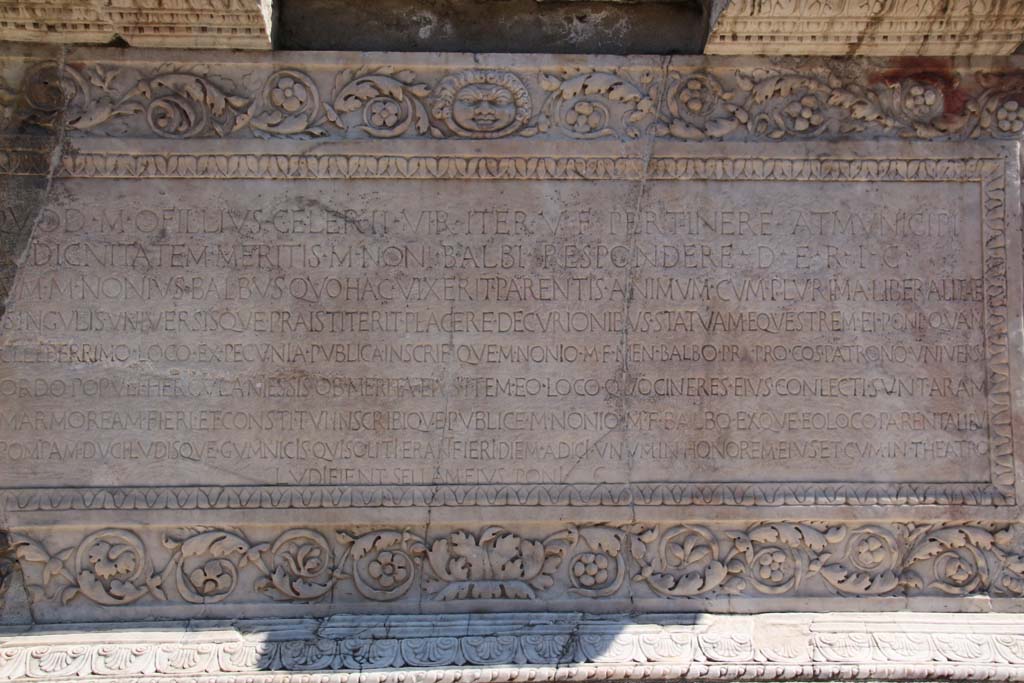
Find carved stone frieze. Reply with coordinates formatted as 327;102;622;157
7;522;1024;618
0;0;272;50
0;49;1023;683
707;0;1024;56
3;54;1024;142
2;612;1024;681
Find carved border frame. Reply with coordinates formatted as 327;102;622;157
0;149;1016;510
3;613;1024;681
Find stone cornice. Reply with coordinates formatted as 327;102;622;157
706;0;1024;56
0;0;272;50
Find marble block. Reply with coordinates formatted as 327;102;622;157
0;0;273;49
707;0;1024;56
0;47;1023;682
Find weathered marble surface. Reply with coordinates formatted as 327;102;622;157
4;612;1024;682
0;47;1023;681
707;0;1024;56
0;0;272;49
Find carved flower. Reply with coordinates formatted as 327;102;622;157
188;559;234;597
934;549;983;593
755;548;790;583
367;98;401;128
571;552;610;587
367;551;410;589
85;540;138;580
996;98;1024;134
678;77;715;115
855;536;885;567
270;76;309;114
782;95;825;132
899;82;944;121
564;100;606;134
748;543;802;593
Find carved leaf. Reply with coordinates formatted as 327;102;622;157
579;526;623;555
13;538;52;563
540;74;562;92
908;527;995;562
821;565;900;595
512;538;543;580
705;117;739;138
668;120;705;140
60;586;79;605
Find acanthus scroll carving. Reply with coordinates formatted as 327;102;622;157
423;526;575;599
10;521;1024;611
5;58;1024;141
535;68;656;139
326;67;434;138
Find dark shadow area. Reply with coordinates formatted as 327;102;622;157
277;0;707;54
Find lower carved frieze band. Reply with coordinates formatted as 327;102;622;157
5;521;1024;620
3;613;1024;682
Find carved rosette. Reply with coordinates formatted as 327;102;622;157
820;526;904;595
337;530;426;601
156;529;268;604
249;70;323;138
536;70;656;139
326;68;433;138
659;72;748;140
969;73;1024;138
568;526;629;597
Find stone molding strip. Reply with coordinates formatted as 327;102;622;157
1;480;1014;511
3;613;1024;681
706;0;1024;56
0;0;273;50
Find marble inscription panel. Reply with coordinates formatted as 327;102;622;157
0;146;1016;509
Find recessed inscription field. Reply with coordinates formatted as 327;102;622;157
0;166;1011;504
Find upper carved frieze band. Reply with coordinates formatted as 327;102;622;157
4;55;1024;142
